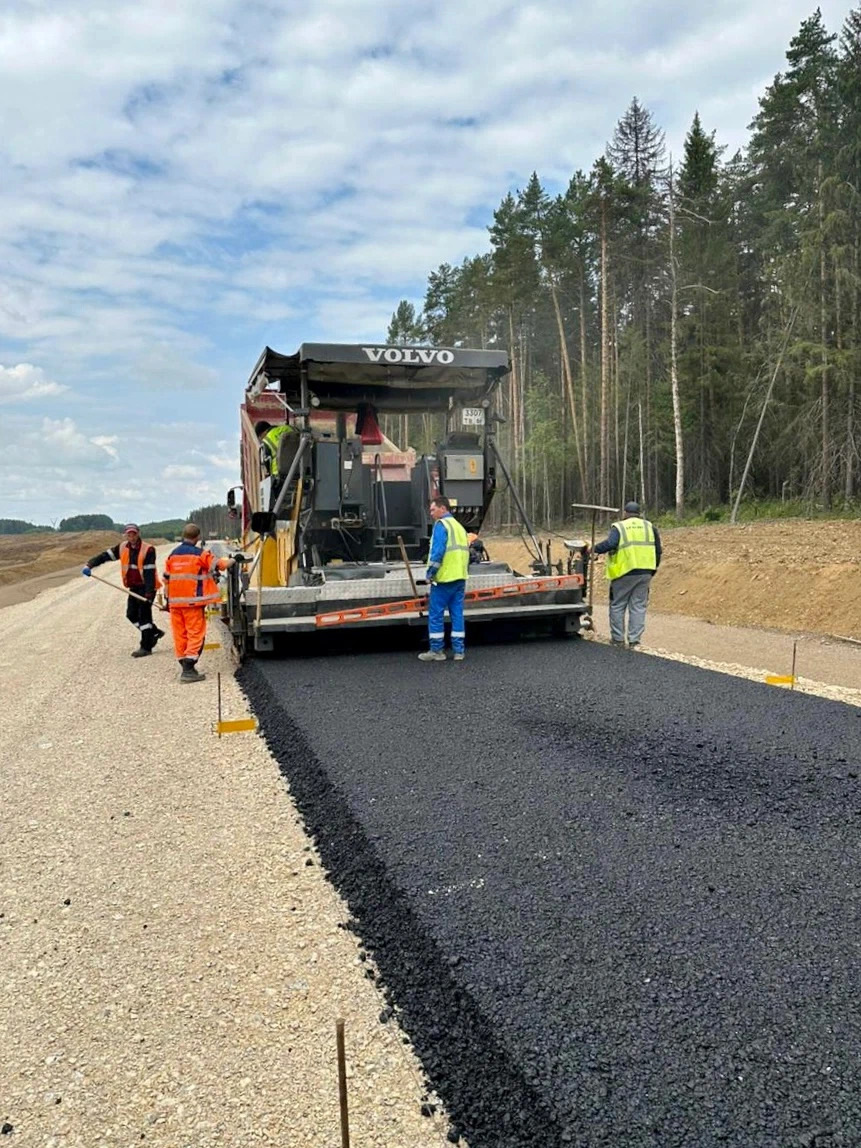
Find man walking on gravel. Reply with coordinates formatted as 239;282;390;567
81;524;165;657
163;523;236;683
592;501;661;648
419;496;470;663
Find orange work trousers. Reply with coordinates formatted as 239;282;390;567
170;606;207;661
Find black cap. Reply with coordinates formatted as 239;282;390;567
254;420;272;436
624;501;640;514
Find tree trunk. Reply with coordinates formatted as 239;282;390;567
621;386;631;504
668;165;685;517
579;273;589;492
848;234;860;504
508;308;519;526
599;198;610;507
638;400;646;508
549;279;586;494
731;304;801;523
613;290;621;504
819;159;830;508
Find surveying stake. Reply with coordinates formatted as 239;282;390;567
766;640;798;689
336;1019;351;1148
213;672;257;737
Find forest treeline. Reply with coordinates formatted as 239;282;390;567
386;8;861;525
0;505;231;539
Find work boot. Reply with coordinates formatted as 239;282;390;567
418;650;446;662
628;641;640;649
453;652;465;662
179;658;206;683
153;628;166;644
131;647;152;658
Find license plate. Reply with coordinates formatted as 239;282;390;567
462;407;484;426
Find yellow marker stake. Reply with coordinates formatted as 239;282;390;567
214;671;257;737
214;718;258;735
766;641;798;689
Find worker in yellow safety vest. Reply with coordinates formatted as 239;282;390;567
592;501;662;648
419;496;470;663
255;420;296;477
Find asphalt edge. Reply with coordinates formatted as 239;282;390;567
237;660;566;1148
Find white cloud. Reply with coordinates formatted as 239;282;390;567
0;363;69;403
90;435;119;460
162;464;204;480
32;417;120;467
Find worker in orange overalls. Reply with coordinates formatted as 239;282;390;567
163;523;236;684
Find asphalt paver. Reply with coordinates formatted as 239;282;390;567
239;640;861;1148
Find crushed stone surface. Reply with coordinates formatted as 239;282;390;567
0;562;451;1147
244;638;861;1148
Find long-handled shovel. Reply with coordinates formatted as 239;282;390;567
86;571;168;611
397;534;425;618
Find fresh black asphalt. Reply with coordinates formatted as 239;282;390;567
239;639;861;1148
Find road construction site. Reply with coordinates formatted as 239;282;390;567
1;532;860;1146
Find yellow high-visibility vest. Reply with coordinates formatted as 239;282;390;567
604;517;657;580
262;424;295;476
436;516;470;582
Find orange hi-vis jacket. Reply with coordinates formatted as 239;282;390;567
120;540;161;590
163;543;227;608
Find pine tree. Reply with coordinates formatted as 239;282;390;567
606;98;668;507
749;10;839;504
386;300;424;344
837;5;861;500
676;112;740;505
423;264;458;345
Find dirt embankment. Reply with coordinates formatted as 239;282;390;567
0;531;122;585
0;531;164;610
648;520;861;638
487;518;861;640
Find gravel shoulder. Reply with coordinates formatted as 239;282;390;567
0;561;448;1147
591;608;861;704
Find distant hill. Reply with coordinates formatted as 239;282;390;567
0;518;54;535
0;516;187;540
138;519;185;541
2;508;228;541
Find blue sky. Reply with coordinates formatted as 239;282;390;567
0;0;854;524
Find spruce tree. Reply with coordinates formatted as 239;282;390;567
386;300;424;344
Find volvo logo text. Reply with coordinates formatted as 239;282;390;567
362;346;455;365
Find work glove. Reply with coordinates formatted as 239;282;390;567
81;566;92;577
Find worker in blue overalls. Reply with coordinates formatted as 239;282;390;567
419;496;470;663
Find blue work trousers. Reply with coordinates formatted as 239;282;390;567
428;580;466;654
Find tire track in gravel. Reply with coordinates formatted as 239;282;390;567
241;640;861;1148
